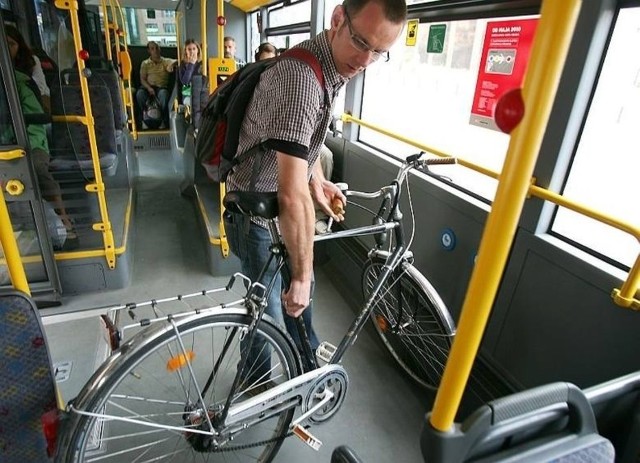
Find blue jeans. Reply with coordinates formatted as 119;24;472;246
225;211;319;381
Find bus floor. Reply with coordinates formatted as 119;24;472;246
40;147;432;462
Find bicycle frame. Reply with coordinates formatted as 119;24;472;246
72;154;455;449
217;155;456;429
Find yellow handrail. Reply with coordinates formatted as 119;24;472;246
0;189;30;295
55;0;117;270
428;0;582;431
341;116;640;307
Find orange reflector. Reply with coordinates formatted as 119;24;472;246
167;351;195;372
375;315;389;332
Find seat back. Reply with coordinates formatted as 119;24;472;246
49;78;118;175
66;65;127;130
0;291;58;462
421;382;615;462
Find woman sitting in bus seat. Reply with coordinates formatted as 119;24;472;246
176;39;210;129
6;24;78;250
254;42;278;61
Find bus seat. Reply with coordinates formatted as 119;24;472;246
585;370;640;463
62;68;128;132
0;291;60;462
49;82;118;177
421;382;615;462
331;445;363;463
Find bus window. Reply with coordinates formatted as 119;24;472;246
360;15;538;201
551;7;640;269
123;8;177;48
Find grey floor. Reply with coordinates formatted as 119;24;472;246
42;147;434;462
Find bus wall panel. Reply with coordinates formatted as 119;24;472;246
485;230;639;389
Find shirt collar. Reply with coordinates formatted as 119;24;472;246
310;31;349;91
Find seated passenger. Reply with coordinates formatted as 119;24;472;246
223;36;246;70
176;39;202;108
314;144;335;234
136;41;175;129
176;39;209;129
254;42;278;62
6;25;77;249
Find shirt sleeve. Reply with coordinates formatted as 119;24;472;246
256;60;324;158
31;56;50;97
179;62;195;85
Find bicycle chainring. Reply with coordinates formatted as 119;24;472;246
305;370;349;423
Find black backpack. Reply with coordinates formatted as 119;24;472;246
195;48;325;183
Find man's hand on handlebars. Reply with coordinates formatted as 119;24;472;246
311;180;346;222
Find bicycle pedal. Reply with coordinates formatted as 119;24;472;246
292;424;322;451
316;341;337;364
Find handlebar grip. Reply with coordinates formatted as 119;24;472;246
424;157;457;166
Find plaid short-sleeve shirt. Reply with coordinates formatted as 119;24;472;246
226;31;348;197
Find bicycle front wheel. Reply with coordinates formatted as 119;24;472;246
58;310;301;462
362;258;455;390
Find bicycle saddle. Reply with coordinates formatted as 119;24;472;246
224;191;279;219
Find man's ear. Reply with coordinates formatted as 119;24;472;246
330;5;345;30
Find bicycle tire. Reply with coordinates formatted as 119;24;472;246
58;309;301;462
362;257;455;390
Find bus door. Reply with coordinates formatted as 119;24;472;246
0;26;61;300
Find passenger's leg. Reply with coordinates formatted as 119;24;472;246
156;87;170;128
31;148;77;249
135;88;149;128
225;212;285;385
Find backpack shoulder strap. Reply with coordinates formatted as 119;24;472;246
279;48;327;105
281;48;324;88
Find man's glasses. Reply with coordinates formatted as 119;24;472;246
343;8;390;62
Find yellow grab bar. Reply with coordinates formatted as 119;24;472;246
428;0;582;431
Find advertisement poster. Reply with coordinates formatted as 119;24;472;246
469;18;538;131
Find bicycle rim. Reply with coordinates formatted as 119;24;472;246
362;259;454;390
60;312;300;462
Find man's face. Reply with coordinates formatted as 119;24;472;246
148;42;161;60
329;3;403;79
224;40;236;59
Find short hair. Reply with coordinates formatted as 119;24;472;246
223;36;235;43
254;42;278;61
147;41;160;50
343;0;407;23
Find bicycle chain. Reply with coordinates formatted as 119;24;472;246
207;430;294;453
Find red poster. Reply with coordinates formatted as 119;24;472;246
470;18;538;131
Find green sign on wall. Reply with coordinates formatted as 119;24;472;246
427;24;447;53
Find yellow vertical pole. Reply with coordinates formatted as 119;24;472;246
201;0;208;76
429;0;582;431
217;0;224;59
216;0;230;257
0;189;30;295
101;0;113;62
55;0;116;269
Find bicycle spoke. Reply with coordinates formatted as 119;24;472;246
62;313;300;462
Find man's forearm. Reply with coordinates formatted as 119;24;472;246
278;191;315;282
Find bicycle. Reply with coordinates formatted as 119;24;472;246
56;152;457;462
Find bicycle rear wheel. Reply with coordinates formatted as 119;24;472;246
58;310;301;462
362;258;455;390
